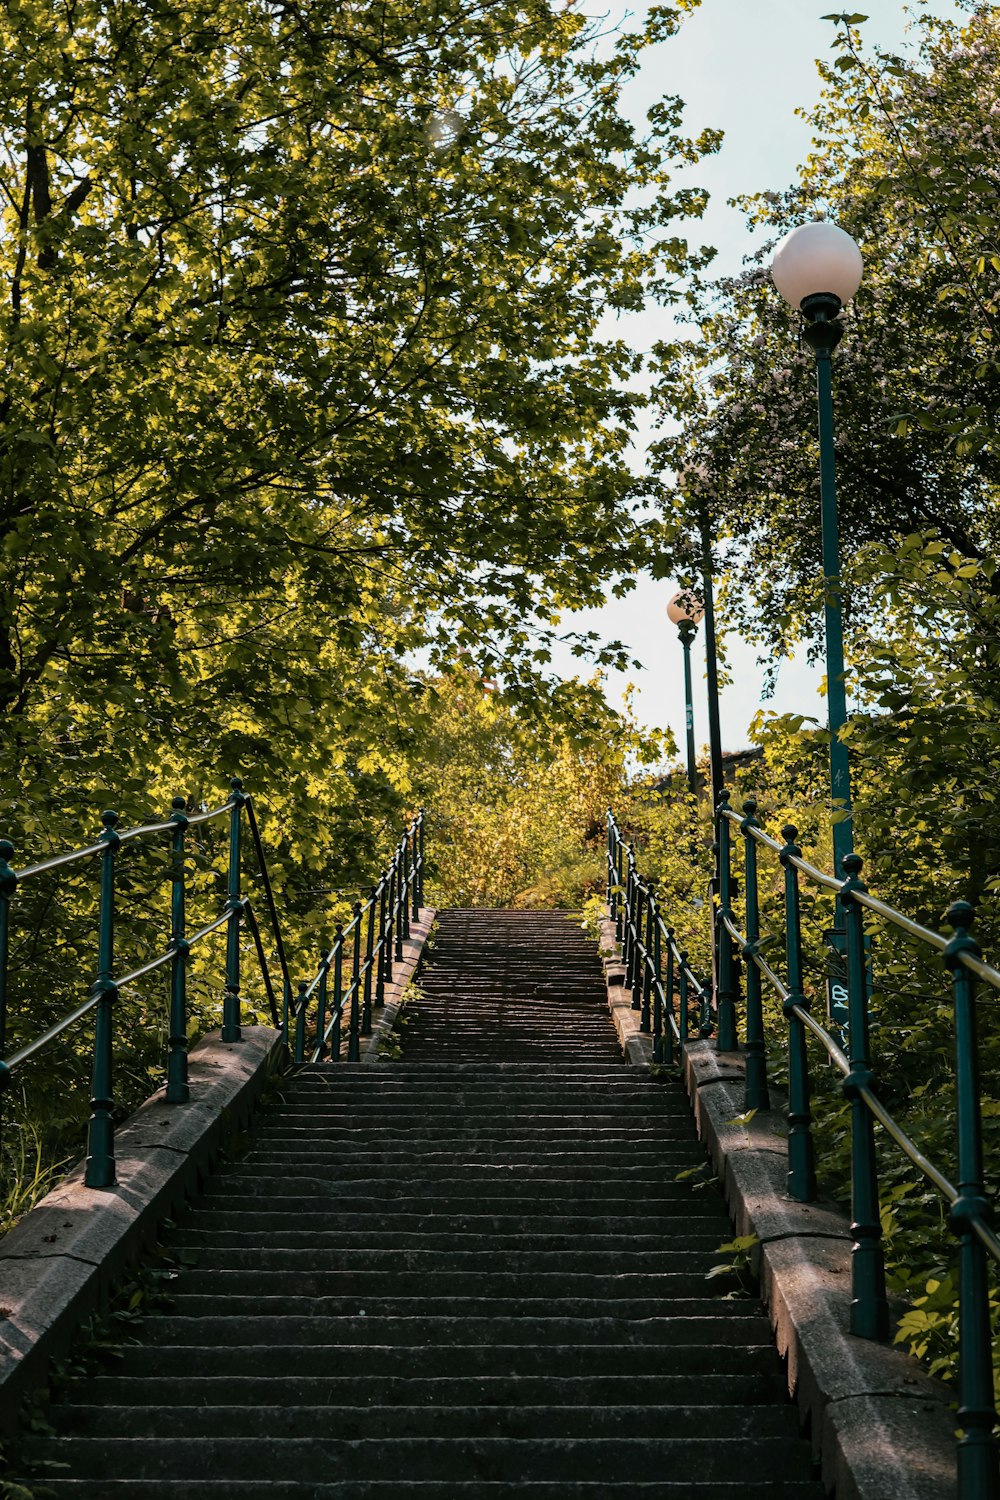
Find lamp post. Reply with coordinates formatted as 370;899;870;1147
667;589;704;796
772;221;890;1347
770;219;863;883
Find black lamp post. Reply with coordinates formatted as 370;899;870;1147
770;218;864;882
667;589;703;796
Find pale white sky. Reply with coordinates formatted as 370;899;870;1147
548;0;963;761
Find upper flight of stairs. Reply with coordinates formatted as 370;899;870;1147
22;909;826;1498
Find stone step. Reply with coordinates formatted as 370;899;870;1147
113;1341;781;1380
205;1171;715;1198
163;1241;727;1267
300;1065;636;1077
61;1372;790;1409
173;1269;726;1296
248;1127;698;1143
32;1482;824;1499
171;1220;728;1247
51;1402;800;1441
183;1203;730;1227
160;1294;745;1319
27;1434;816;1483
137;1314;765;1348
237;1146;704;1166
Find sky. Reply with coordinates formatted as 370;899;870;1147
546;0;963;763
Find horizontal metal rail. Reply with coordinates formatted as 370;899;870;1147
606;814;710;1067
722;804;1000;989
0;790;428;1193
610;790;1000;1496
706;788;999;1497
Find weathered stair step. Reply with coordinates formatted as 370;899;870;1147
220;1145;703;1167
172;1270;730;1297
62;1371;792;1408
206;1172;717;1197
28;1435;816;1483
111;1341;783;1379
162;1242;727;1267
52;1403;802;1441
169;1220;729;1248
30;1484;825;1499
160;1294;745;1318
137;1314;766;1347
166;1231;729;1256
180;1206;731;1230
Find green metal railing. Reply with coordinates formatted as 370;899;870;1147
608;798;1000;1498
606;814;712;1064
293;811;425;1066
0;788;425;1192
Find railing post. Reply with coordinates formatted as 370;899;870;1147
222;778;246;1043
715;791;739;1052
411;824;420;922
841;852;889;1340
344;922;361;1062
166;796;190;1103
384;861;396;983
679;951;690;1045
740;799;770;1112
622;844;636;973
606;812;617;931
393;854;404;963
944;902;1000;1498
354;902;369;1036
281;974;291;1052
325;954;340;1062
0;839;17;1144
651;901;663;1062
417;810;426;909
294;979;307;1064
315;949;329;1061
630;877;646;1014
401;837;411;943
640;881;655;1034
779;826;817;1203
614;830;625;946
699;978;713;1039
663;929;675;1066
377;876;390;997
363;888;377;1028
86;811;121;1189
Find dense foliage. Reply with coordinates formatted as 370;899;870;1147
0;0;718;1218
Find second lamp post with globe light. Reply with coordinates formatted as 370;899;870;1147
666;589;704;797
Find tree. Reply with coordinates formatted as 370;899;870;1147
652;2;1000;666
0;0;718;788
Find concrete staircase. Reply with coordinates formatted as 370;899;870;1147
25;909;825;1497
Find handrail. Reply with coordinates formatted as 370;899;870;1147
0;789;428;1193
291;813;425;1067
606;812;711;1065
610;792;999;1496
722;804;1000;987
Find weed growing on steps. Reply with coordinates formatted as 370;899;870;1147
377;979;424;1061
706;1234;762;1301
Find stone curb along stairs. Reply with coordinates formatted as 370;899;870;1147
599;911;959;1500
